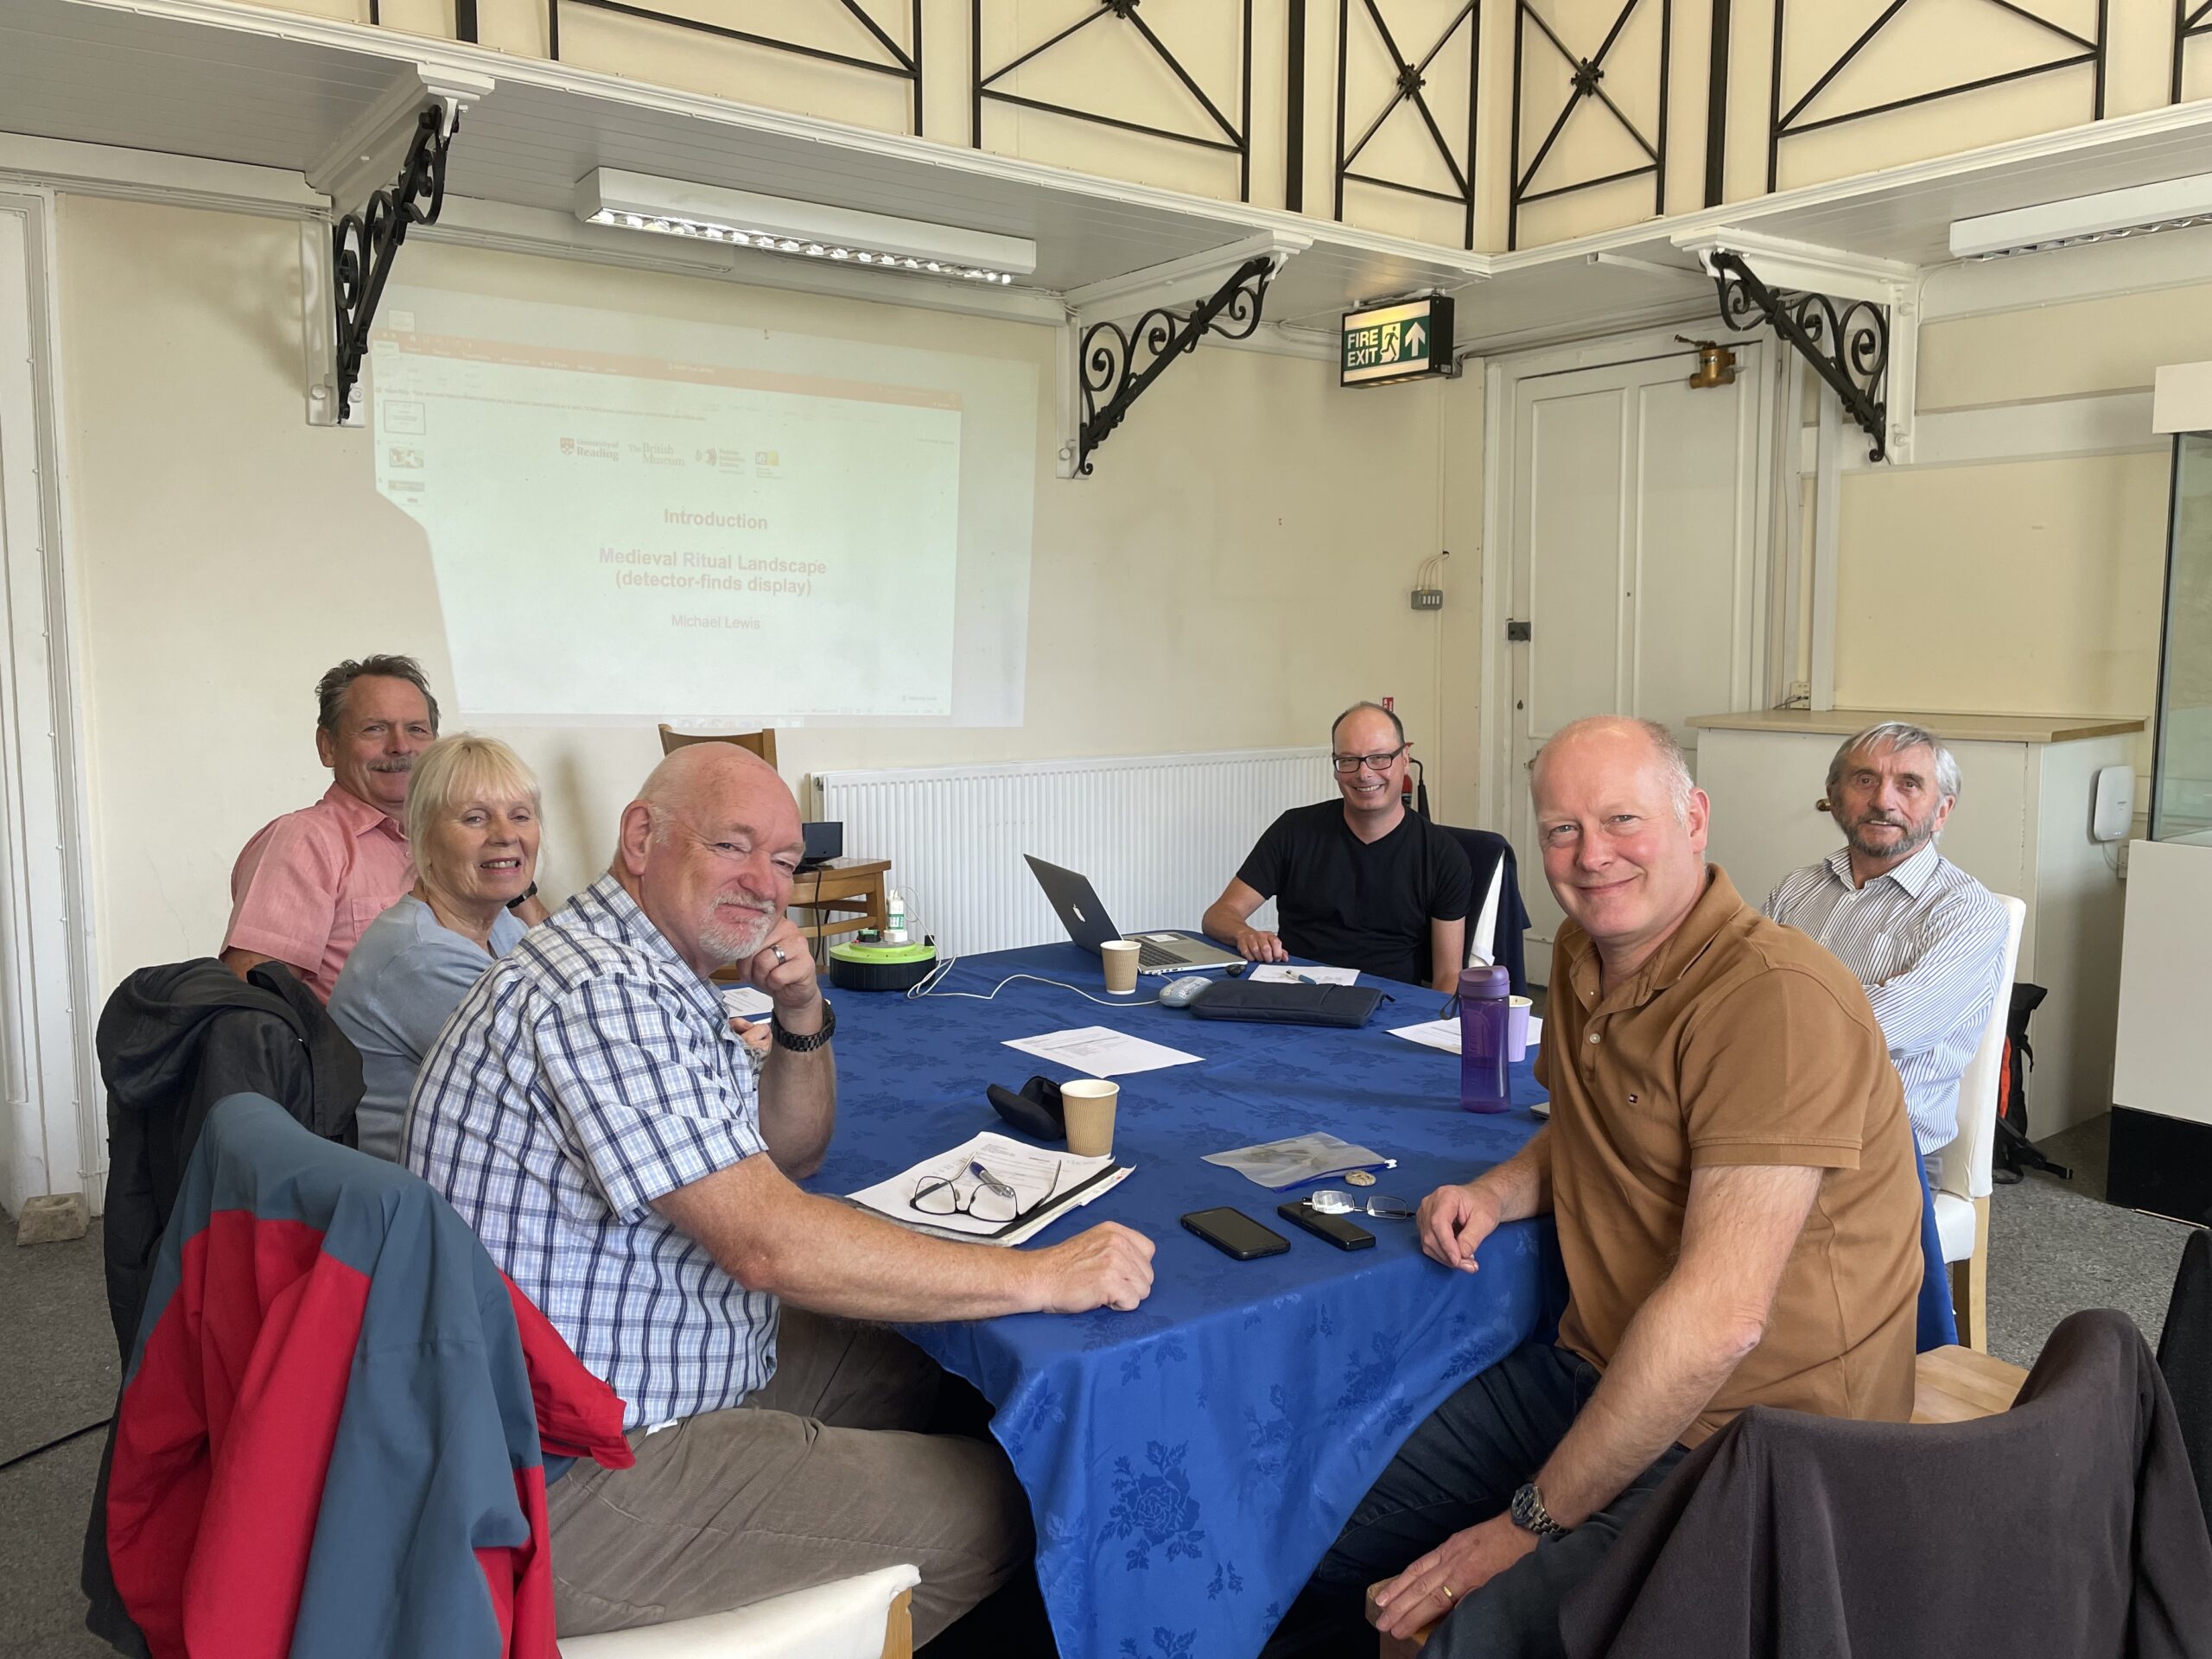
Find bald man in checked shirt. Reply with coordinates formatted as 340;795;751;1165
1764;721;2010;1158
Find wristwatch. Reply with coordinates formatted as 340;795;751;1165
769;999;836;1053
504;881;538;912
1509;1481;1565;1538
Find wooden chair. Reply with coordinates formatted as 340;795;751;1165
658;723;777;770
1911;1342;2028;1424
1364;1347;2031;1656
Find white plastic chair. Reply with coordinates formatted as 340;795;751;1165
1931;894;2027;1354
558;1565;920;1659
1465;860;1505;969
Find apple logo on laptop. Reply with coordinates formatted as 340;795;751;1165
1072;906;1086;922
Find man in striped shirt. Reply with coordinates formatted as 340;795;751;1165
408;741;1154;1646
1764;721;2011;1157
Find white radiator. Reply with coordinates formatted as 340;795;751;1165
810;747;1332;957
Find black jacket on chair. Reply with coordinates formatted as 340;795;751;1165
2158;1228;2212;1543
85;957;363;1656
97;957;362;1357
1560;1309;2212;1659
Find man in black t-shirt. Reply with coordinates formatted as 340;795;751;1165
1201;702;1474;991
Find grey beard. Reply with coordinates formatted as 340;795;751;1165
1844;816;1937;861
700;906;776;964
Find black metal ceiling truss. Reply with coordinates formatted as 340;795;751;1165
534;0;924;134
1334;2;1480;251
333;105;455;426
1510;0;1671;251
1770;0;2106;193
1077;254;1274;476
2178;1;2212;102
975;0;1253;201
1710;250;1890;461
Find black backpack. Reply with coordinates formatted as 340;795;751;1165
1993;982;2069;1184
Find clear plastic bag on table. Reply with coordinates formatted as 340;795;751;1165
1202;1132;1397;1191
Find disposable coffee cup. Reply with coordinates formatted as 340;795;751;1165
1061;1079;1119;1157
1506;995;1534;1063
1101;939;1141;995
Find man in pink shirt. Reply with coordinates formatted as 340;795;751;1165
220;656;440;1001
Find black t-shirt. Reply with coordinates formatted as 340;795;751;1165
1235;801;1475;988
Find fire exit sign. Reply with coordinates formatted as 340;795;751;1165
1341;296;1454;387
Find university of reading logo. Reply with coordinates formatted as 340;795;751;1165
560;435;620;461
560;436;574;455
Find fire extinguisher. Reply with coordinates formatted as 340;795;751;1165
1382;696;1430;817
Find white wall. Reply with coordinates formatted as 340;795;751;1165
56;195;1482;995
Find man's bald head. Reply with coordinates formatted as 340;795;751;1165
614;742;803;978
637;742;785;841
1530;717;1695;824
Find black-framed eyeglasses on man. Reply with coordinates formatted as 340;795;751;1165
1331;744;1407;775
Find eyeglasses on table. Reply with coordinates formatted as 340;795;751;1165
1302;1187;1415;1219
911;1160;1061;1226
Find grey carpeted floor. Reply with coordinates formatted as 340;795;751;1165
1;1117;2199;1654
1984;1115;2196;1366
0;1216;118;1658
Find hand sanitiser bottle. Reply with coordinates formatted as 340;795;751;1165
1457;966;1513;1114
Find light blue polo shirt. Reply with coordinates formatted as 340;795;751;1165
330;893;525;1160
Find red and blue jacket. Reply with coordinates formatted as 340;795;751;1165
105;1092;633;1658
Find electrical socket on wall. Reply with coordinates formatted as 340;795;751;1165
1410;589;1445;611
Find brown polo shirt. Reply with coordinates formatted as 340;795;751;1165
1535;864;1920;1446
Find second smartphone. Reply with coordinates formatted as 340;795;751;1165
1276;1200;1375;1250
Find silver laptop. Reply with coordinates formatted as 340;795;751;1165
1024;855;1244;975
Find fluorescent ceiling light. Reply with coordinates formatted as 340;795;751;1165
575;168;1036;286
1949;171;2212;260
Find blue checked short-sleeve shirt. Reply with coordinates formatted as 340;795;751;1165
406;874;775;1428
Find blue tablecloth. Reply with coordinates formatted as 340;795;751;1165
805;944;1563;1659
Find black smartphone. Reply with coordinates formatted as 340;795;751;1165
1277;1201;1376;1251
1181;1207;1290;1261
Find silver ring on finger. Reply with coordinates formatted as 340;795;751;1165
772;945;787;964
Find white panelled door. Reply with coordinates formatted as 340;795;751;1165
1501;342;1772;955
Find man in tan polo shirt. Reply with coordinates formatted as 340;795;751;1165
1287;715;1920;1658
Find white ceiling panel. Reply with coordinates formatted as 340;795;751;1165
9;0;2212;348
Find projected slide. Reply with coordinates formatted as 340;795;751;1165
368;283;1036;727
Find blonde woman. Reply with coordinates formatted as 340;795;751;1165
331;734;545;1160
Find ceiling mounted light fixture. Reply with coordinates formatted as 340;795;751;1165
575;168;1037;287
1948;171;2212;261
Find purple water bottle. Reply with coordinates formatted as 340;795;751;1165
1458;966;1513;1114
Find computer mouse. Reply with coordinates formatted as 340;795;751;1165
1157;976;1212;1008
1225;961;1247;977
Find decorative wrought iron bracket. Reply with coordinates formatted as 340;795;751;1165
1710;251;1889;460
330;104;457;425
1675;230;1919;464
302;71;486;428
1057;234;1306;479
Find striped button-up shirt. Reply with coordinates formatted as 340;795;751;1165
1764;843;2010;1155
406;874;775;1429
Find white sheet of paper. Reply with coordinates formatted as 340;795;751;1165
1388;1014;1542;1057
1245;963;1361;986
847;1132;1120;1242
1389;1018;1461;1054
1001;1025;1203;1077
720;986;774;1018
